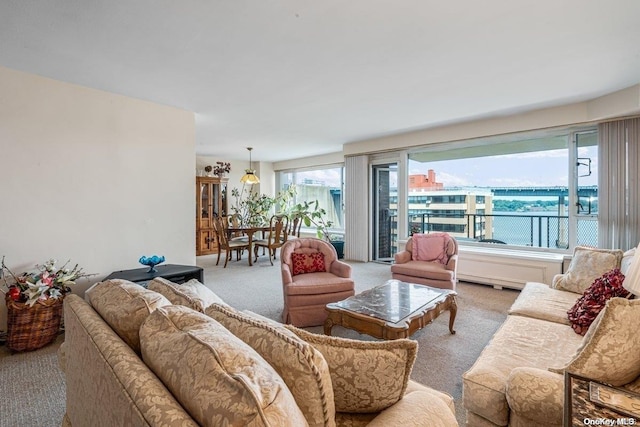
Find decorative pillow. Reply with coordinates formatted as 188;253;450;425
291;252;326;275
556;298;640;386
552;246;623;294
148;277;226;312
85;279;171;353
140;305;308;427
411;233;452;264
285;325;417;413
205;303;335;427
567;269;630;335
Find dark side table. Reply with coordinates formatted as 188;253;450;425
103;264;204;287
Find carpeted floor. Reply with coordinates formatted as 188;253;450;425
0;253;519;426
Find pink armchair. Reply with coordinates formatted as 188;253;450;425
281;238;355;327
391;233;458;290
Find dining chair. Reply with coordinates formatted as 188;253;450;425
226;213;249;260
287;213;302;239
253;214;289;265
213;216;250;268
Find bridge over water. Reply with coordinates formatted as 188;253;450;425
489;186;598;197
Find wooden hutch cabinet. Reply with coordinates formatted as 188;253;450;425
196;176;228;255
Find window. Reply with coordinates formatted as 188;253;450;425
277;166;345;235
407;129;598;250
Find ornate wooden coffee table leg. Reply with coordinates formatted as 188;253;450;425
324;311;336;336
448;295;457;334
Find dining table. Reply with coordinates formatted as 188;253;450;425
227;224;272;266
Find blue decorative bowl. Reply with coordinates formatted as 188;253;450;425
139;255;165;273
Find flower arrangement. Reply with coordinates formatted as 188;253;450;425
1;257;93;306
213;161;231;177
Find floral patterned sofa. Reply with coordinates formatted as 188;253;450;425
462;246;640;426
58;277;459;427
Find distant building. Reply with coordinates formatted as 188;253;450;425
393;171;494;241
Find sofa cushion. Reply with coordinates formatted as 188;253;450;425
390;261;453;281
285;325;417;414
556;298;640;386
505;367;564;426
552;246;623;294
508;282;579;325
147;277;225;312
140;305;308;427
205;303;335;427
85;279;171;353
567;269;629;335
462;315;583;426
291;252;326;275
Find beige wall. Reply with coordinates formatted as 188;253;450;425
0;67;196;329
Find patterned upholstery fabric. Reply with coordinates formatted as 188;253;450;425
462;315;583;425
147;277;226;312
291;252;326;275
285;325;417;414
505;367;564;426
508;282;579;325
85;279;171;353
567;269;629;335
557;298;640;386
552;246;623;294
205;303;336;427
63;295;197;427
140;305;309;427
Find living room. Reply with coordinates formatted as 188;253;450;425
2;2;640;426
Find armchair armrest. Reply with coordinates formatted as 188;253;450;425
330;260;352;278
281;263;293;285
394;251;411;264
447;254;458;272
506;367;564;425
365;390;458;427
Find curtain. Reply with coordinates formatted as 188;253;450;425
345;155;369;261
598;117;640;250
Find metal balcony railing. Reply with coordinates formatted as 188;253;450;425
400;213;598;249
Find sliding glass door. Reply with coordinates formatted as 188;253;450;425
372;163;397;262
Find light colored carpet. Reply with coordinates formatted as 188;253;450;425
0;333;66;427
0;253;519;426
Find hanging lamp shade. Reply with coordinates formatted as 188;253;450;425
240;147;260;184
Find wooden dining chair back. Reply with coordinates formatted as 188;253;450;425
253;214;289;265
213;216;250;268
287;214;302;239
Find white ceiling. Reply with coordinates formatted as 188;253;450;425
2;1;640;162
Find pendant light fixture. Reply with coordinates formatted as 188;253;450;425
240;147;260;184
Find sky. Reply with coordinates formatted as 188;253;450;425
287;146;598;190
409;146;598;188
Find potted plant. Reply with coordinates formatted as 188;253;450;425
290;199;345;259
1;257;94;351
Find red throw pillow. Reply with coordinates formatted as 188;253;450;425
291;252;326;275
567;269;630;335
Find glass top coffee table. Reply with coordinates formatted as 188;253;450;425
324;279;457;340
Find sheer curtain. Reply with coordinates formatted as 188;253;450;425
598;117;640;250
345;155;369;261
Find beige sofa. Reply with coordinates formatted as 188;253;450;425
58;277;459;427
462;247;640;426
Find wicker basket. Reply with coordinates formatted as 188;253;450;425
5;294;64;352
